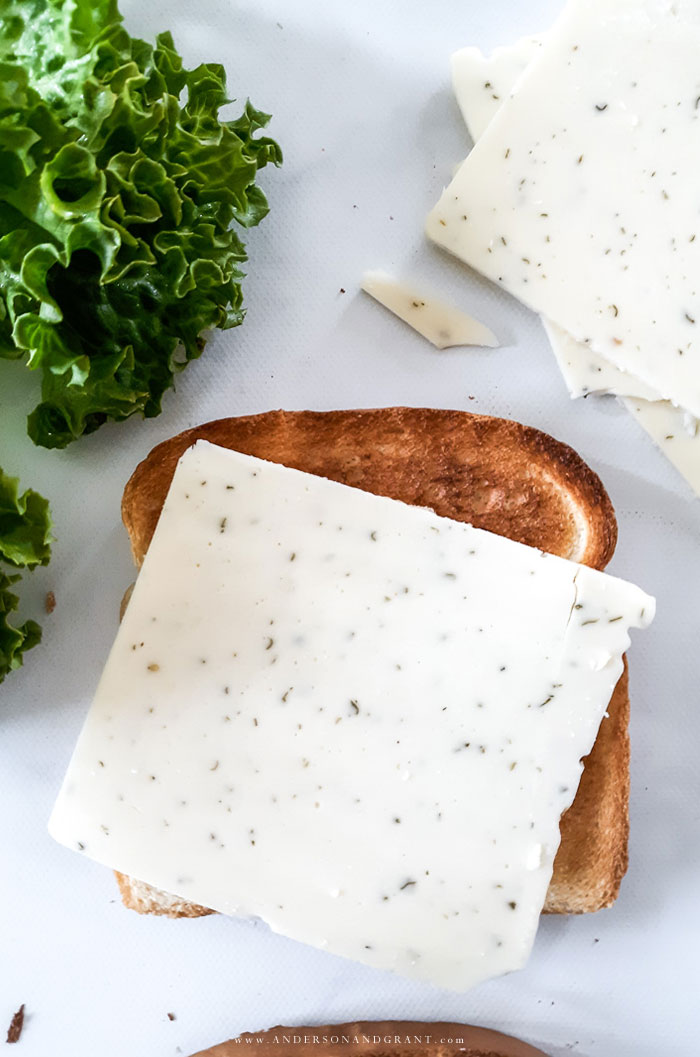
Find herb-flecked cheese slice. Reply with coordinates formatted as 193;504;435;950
428;0;700;416
450;26;700;493
49;441;654;991
450;34;664;403
623;398;700;494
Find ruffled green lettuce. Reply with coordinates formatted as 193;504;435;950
0;0;281;447
0;466;52;681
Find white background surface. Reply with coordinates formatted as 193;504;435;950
1;1;697;1054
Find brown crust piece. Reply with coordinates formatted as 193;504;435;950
6;1005;25;1044
113;872;213;918
122;409;616;570
116;408;627;918
546;660;630;912
189;1021;551;1057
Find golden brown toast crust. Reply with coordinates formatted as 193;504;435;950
113;872;212;918
122;408;616;570
189;1021;551;1057
546;661;630;913
116;408;627;918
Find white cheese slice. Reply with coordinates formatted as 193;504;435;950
623;397;700;495
361;270;499;349
427;0;700;416
541;320;660;400
451;37;543;142
448;24;700;493
450;38;663;403
49;441;654;991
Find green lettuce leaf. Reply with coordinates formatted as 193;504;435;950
0;1;281;448
0;466;52;682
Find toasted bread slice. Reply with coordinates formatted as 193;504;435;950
189;1020;551;1057
115;408;627;918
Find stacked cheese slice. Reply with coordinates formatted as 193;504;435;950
428;0;700;495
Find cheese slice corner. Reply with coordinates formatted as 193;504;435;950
541;319;661;401
623;397;700;496
451;36;544;142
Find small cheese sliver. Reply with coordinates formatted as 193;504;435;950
49;441;654;991
428;0;700;416
361;270;499;349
